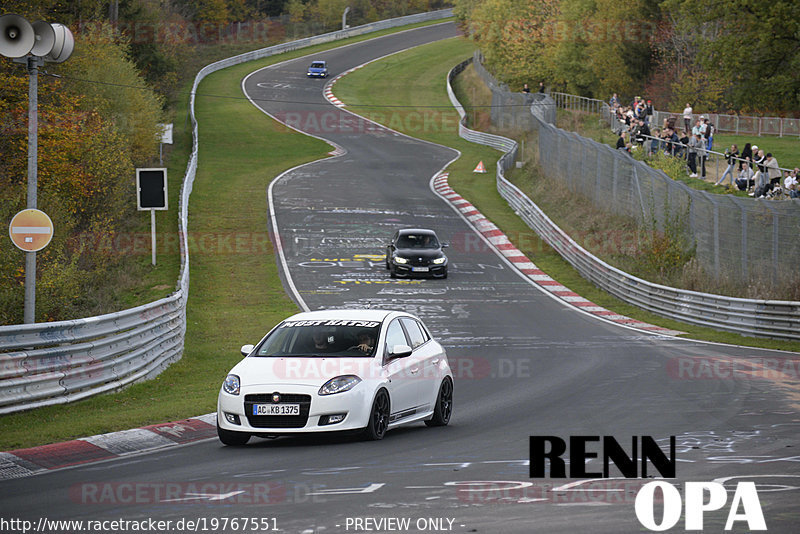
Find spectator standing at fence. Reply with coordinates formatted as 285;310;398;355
522;83;531;93
691;118;703;136
678;129;690;159
753;148;765;174
687;134;700;177
610;93;619;108
695;134;708;178
716;144;739;186
740;143;753;170
682;103;693;132
635;119;650;145
703;118;714;150
645;100;654;124
538;81;545;93
668;128;680;156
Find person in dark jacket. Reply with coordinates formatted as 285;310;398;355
616;131;627;151
739;143;753;171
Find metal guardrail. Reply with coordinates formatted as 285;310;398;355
0;9;455;415
550;92;606;115
447;58;800;341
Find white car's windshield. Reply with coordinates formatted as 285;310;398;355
254;321;380;357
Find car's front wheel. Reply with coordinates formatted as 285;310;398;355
217;423;251;446
425;377;453;427
362;389;390;440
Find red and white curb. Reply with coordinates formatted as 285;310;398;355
0;413;217;480
324;64;368;108
432;172;685;337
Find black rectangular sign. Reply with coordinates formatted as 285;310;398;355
136;168;168;210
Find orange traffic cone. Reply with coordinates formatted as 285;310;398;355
473;161;487;173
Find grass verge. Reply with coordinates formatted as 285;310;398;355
333;43;800;353
0;18;456;452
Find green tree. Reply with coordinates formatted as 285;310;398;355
58;23;164;165
661;0;800;113
0;67;135;324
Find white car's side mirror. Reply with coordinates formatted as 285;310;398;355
240;344;255;356
389;344;413;358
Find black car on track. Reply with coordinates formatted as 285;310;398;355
386;228;448;279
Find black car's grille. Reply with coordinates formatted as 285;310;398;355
244;393;311;429
407;256;431;267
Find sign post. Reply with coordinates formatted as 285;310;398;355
136;168;168;266
9;208;54;323
157;123;173;166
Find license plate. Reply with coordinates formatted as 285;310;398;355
253;404;300;416
412;266;429;272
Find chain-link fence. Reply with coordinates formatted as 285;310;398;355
650;110;800;138
472;53;800;284
471;51;556;128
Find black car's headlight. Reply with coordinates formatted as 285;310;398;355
319;375;362;395
223;374;240;395
432;257;447;264
393;256;408;264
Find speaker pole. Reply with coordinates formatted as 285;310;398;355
23;56;43;324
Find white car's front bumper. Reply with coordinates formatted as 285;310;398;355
217;383;375;434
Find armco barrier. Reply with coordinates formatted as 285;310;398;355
447;58;800;341
0;9;455;415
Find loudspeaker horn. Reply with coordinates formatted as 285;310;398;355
30;21;55;57
0;13;35;58
44;23;73;63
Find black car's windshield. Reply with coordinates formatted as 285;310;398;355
396;234;439;249
253;320;380;358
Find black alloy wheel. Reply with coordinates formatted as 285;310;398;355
363;389;390;440
425;377;453;427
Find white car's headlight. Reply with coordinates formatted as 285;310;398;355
223;374;240;395
432;257;446;264
393;256;408;264
319;375;362;396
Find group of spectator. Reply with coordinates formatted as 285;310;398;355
718;143;799;198
609;95;798;199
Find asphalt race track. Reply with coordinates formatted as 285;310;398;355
2;22;799;534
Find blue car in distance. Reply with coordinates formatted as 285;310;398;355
307;60;328;78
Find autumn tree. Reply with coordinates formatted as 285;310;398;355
0;21;163;324
60;23;164;165
660;0;800;114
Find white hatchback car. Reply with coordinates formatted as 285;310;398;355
217;309;453;445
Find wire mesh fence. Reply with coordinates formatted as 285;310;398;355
472;53;800;286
